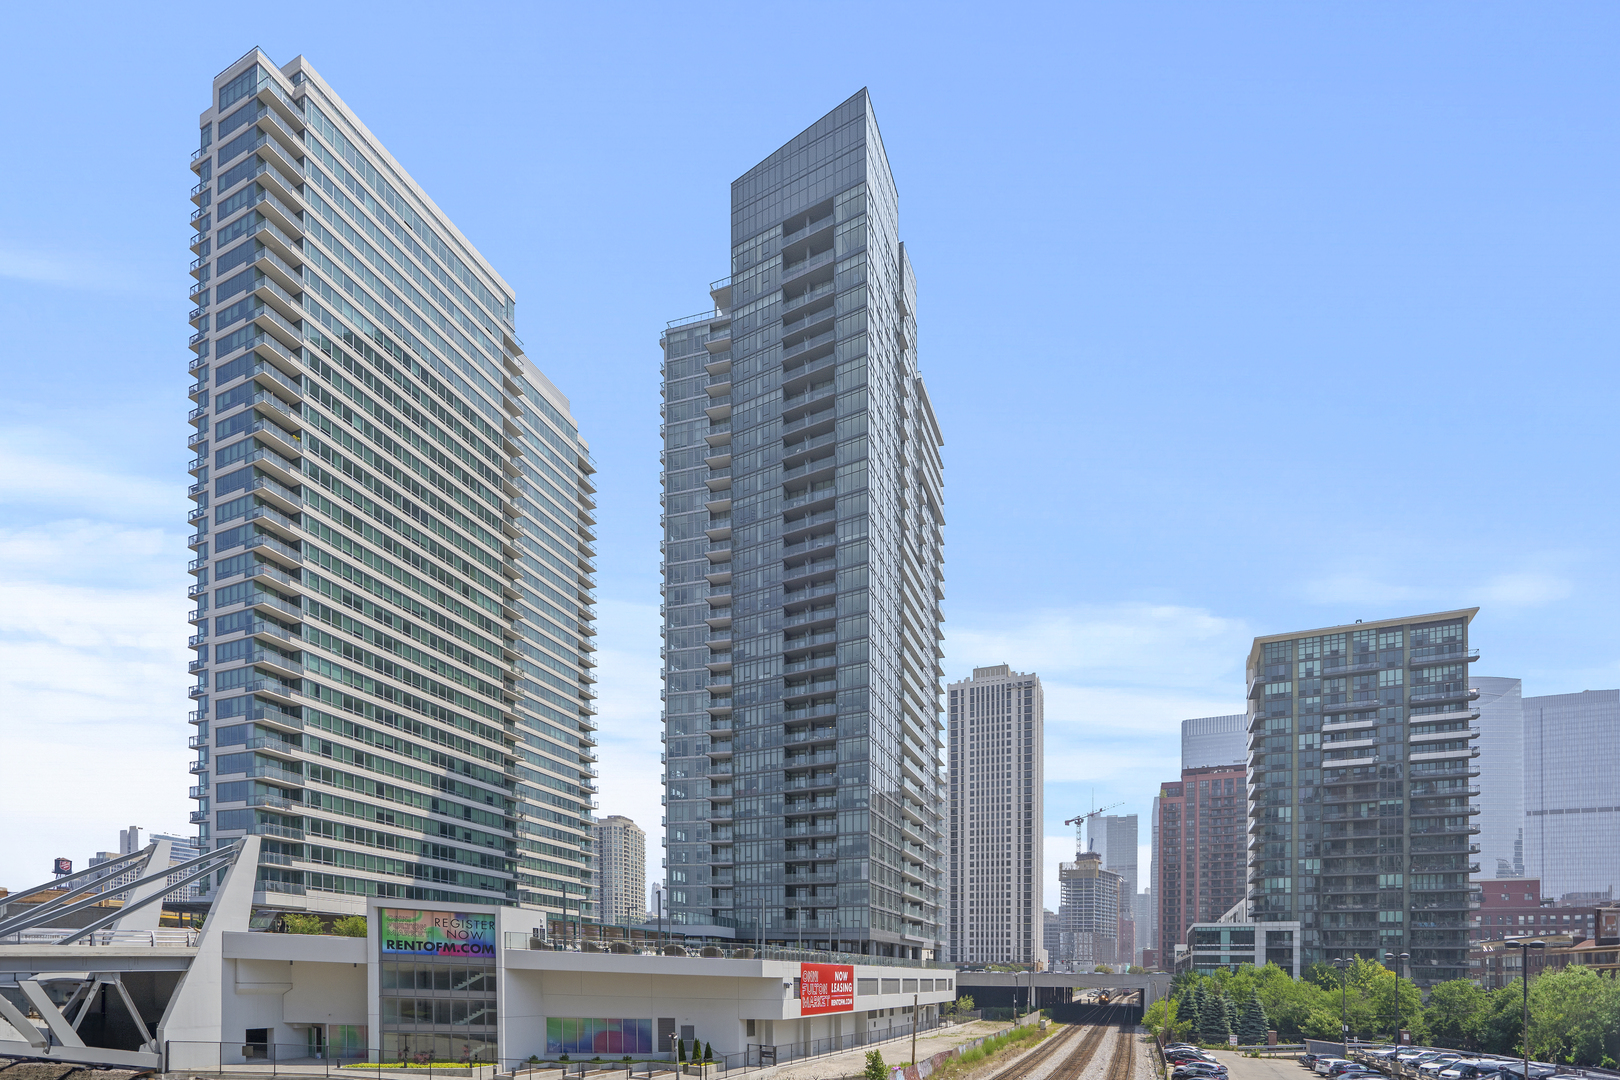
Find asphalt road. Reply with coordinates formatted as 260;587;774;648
1206;1050;1313;1080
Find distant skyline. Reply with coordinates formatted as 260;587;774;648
4;5;1620;913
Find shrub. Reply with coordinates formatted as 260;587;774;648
863;1050;887;1080
703;1041;713;1062
280;913;325;934
332;915;368;937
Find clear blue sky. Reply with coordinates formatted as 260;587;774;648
2;3;1617;908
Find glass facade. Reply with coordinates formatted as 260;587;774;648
185;51;598;922
659;91;946;958
1473;677;1525;879
1245;610;1480;984
1522;689;1620;901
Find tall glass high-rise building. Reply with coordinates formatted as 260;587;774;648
1473;677;1525;879
658;90;946;959
1522;689;1620;901
1245;610;1480;985
184;50;599;919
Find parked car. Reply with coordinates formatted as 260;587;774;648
1492;1064;1557;1080
1174;1067;1229;1080
1439;1060;1501;1080
1419;1055;1463;1076
1331;1063;1375;1076
1316;1059;1351;1075
1301;1055;1322;1069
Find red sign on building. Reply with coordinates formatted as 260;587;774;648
799;963;854;1015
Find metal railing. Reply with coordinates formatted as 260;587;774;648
0;928;199;947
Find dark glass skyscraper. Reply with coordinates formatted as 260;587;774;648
659;91;946;959
1246;609;1481;984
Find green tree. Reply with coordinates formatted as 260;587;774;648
1252;963;1325;1042
677;1039;686;1063
703;1042;713;1063
1473;980;1529;1057
332;915;368;937
1200;985;1231;1044
1238;996;1269;1045
1425;980;1487;1050
1526;965;1620;1067
862;1050;887;1080
1145;997;1191;1043
280;913;324;934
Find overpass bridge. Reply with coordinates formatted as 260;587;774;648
953;969;1173;1009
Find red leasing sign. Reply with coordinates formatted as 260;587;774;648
800;962;855;1015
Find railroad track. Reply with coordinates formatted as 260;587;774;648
986;1018;1112;1080
1102;1024;1137;1080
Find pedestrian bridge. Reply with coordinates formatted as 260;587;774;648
952;970;1173;1008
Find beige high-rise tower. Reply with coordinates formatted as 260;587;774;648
947;665;1045;964
593;816;647;925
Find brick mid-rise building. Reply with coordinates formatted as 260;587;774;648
1154;763;1247;958
1471;877;1606;942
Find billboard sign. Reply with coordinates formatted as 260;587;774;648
53;858;72;876
380;908;497;957
799;963;855;1015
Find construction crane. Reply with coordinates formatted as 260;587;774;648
1063;802;1123;850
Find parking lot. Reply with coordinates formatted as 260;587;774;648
1202;1050;1307;1080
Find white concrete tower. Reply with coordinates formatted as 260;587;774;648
592;815;647;926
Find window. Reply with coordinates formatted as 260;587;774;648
219;65;266;112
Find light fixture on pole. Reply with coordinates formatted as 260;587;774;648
1332;957;1351;1057
1508;939;1545;1080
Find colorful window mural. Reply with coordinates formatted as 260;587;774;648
545;1018;653;1056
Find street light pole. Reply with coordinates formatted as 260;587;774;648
911;992;919;1067
1397;952;1409;1044
1333;958;1350;1057
1509;940;1545;1080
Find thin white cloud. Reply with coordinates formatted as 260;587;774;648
0;242;165;295
0;521;184;589
1301;573;1425;607
944;603;1251;689
1474;572;1571;607
0;527;193;885
0;435;179;522
1304;567;1574;612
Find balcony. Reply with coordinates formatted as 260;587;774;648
780;247;836;285
783;279;836;314
782;327;836;361
782;485;836;513
1409;725;1480;744
1409;686;1481;705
